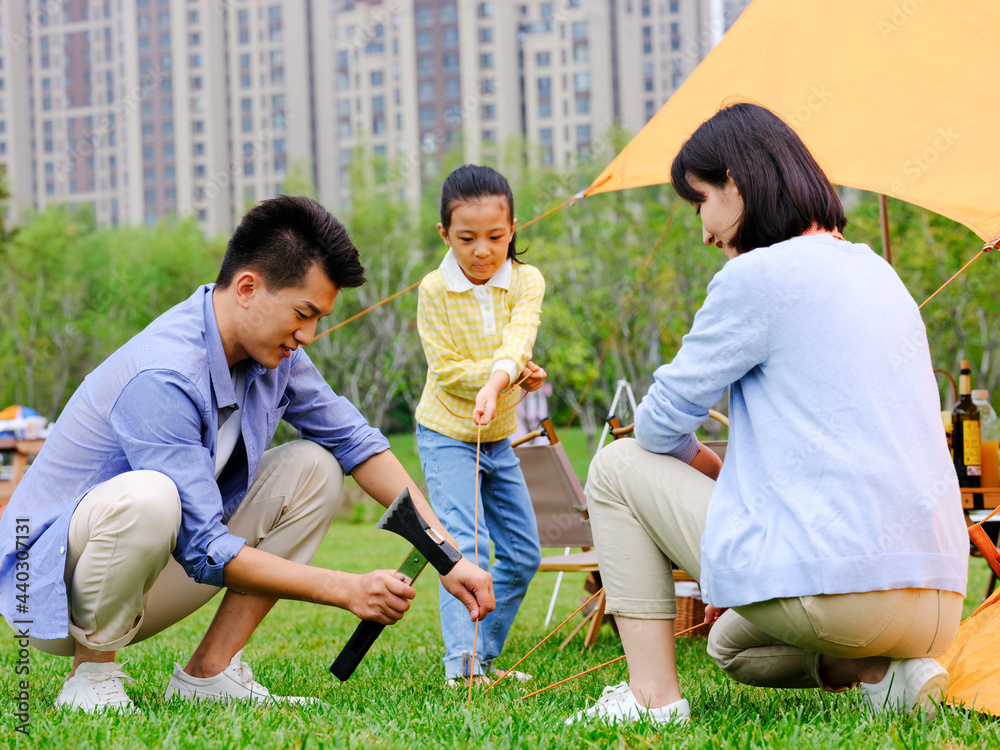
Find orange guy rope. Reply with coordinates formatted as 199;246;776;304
313;279;421;342
564;202;679;431
482;587;605;696
519;620;711;701
468;421;483;703
918;249;988;310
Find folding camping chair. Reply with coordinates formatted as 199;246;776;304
513;405;728;648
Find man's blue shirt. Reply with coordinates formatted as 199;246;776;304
0;285;389;640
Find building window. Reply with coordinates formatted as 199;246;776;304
415;5;432;26
538;77;551;95
539;100;551;118
482;104;496;120
371;70;384;86
671;23;681;51
480;77;496;94
480;53;494;69
574;72;590;92
419;106;435;127
418;81;434;102
479;27;493;43
444;78;460;99
537;51;550;67
575;94;590;114
443;53;459;72
572;21;587;40
442;28;458;48
477;2;493;19
441;2;457;23
540;128;553;166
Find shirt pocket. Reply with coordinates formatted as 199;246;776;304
266;395;290;437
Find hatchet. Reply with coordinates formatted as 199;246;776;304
330;487;463;681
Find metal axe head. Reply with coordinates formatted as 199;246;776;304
377;488;462;575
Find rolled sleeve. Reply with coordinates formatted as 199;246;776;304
201;532;248;586
491;358;519;384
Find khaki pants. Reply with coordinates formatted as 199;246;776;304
586;439;963;689
33;441;344;656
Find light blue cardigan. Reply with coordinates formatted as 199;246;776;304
635;234;969;608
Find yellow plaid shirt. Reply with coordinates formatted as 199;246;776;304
415;251;545;443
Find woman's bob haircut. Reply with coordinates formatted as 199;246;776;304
670;102;846;255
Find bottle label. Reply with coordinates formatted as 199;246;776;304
963;420;982;467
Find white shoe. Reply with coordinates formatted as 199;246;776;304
564;681;690;727
55;662;136;713
861;658;948;715
485;663;533;682
163;649;320;705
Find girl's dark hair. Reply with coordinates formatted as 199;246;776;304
670;102;846;255
440;164;519;260
217;195;366;290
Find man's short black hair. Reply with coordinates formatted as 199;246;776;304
216;195;366;291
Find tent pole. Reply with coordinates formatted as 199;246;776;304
878;194;893;265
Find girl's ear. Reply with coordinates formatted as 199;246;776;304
436;222;450;245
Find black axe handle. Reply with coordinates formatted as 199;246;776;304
330;548;426;681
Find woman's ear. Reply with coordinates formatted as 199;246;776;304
725;169;741;198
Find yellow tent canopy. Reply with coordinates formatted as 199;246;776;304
586;0;1000;244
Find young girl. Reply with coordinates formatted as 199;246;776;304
415;164;546;684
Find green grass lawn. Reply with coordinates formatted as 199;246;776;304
4;429;999;748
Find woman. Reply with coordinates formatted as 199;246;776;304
567;103;968;726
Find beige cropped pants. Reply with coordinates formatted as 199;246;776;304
33;440;344;656
586;439;963;689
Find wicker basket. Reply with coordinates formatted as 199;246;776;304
675;595;708;637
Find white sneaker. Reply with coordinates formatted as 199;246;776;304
163;649;319;705
485;663;533;682
861;658;948;716
564;681;690;727
55;662;136;713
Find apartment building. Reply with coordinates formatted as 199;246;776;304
0;0;746;232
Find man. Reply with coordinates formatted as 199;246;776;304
0;196;494;712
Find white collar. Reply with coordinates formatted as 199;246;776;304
440;248;513;292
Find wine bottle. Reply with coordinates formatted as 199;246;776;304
952;359;981;488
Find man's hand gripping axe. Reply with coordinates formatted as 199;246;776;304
330;488;462;681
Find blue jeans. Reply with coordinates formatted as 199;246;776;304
416;424;542;679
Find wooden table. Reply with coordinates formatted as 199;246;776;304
0;438;46;514
961;487;1000;511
